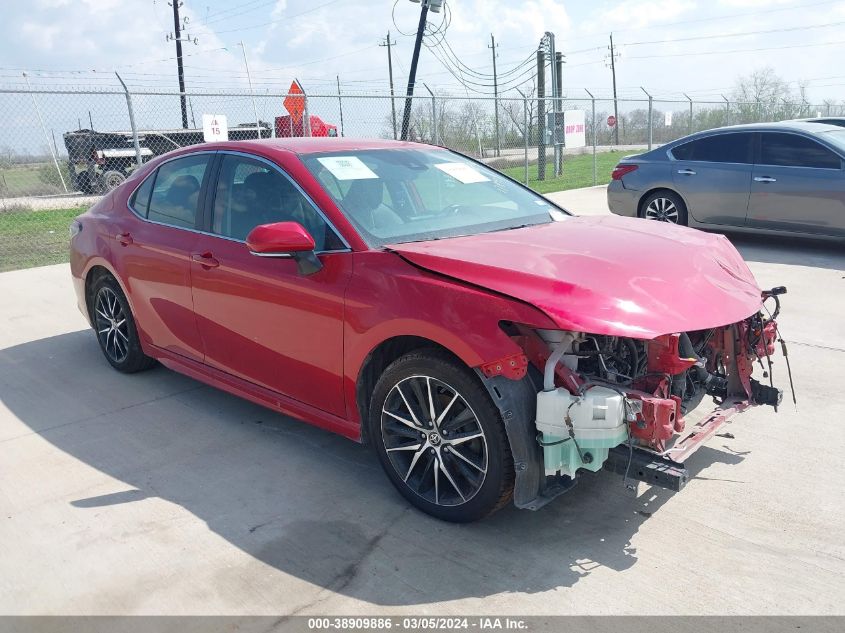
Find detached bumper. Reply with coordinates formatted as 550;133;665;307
604;399;750;492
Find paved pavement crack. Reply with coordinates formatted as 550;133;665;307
788;340;845;353
269;507;411;623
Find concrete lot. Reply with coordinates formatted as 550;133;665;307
1;186;844;616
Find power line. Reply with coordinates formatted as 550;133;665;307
623;19;845;47
556;0;839;46
425;44;538;95
430;34;535;80
627;38;845;60
212;0;346;35
203;0;277;25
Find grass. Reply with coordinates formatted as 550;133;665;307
0;163;72;197
0;206;86;272
501;150;635;195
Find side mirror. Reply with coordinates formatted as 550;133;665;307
245;221;323;275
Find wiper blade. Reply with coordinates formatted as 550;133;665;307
486;223;534;233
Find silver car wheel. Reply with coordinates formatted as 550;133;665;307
94;286;130;364
644;197;679;223
381;375;488;507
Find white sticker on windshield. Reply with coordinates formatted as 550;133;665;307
317;156;378;180
434;162;490;184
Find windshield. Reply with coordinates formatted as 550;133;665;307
302;148;565;246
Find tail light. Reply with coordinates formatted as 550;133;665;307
611;164;638;180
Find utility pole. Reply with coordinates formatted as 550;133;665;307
489;33;500;157
401;0;432;140
554;50;564;176
423;83;436;144
536;46;546;182
544;32;561;177
239;41;261;139
608;33;619;146
170;0;188;128
22;72;67;192
380;32;398;140
641;86;652;151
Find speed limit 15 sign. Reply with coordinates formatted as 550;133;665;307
202;114;229;142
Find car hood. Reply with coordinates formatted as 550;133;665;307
387;215;762;339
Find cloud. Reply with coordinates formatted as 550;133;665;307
1;0;844;106
590;0;697;31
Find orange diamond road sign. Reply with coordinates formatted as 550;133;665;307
284;80;306;124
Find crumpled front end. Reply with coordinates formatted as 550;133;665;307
485;287;790;507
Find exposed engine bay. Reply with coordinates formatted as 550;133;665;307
492;286;793;497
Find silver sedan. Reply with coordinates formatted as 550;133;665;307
607;121;845;239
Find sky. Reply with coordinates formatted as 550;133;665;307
3;0;845;103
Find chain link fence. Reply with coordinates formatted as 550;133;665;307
1;85;839;271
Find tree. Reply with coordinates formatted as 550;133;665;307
731;67;801;122
500;79;537;145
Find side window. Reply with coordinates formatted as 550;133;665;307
147;154;211;229
760;133;841;169
210;154;344;251
671;133;752;163
129;171;155;218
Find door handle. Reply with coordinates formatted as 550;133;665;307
754;176;777;183
677;169;696;175
116;231;133;246
191;252;220;269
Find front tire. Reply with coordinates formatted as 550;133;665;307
91;276;156;373
641;190;688;225
101;170;126;193
369;349;514;522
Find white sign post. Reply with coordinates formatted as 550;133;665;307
563;110;586;148
202;114;229;142
664;110;673;127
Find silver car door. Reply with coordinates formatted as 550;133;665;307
670;132;754;226
747;132;845;237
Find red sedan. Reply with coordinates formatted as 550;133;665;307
70;138;787;522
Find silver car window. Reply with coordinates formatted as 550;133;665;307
759;133;841;169
671;133;753;164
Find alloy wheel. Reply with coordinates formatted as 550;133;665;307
644;197;679;223
380;375;488;507
94;287;130;364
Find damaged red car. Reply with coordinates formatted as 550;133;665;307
69;138;789;522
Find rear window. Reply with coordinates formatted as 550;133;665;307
129;172;154;218
760;133;841;169
147;154;211;229
671;133;753;164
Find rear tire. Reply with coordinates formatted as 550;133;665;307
75;172;95;194
368;349;514;522
91;275;156;373
641;190;688;225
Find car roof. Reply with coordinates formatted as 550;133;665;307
203;137;433;155
684;120;844;136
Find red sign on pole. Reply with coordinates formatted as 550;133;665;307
284;80;306;124
607;115;617;127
